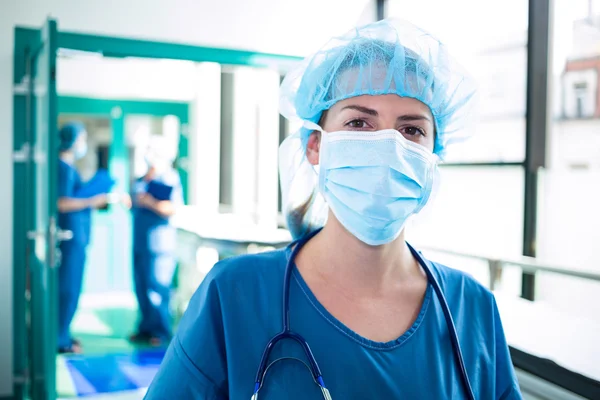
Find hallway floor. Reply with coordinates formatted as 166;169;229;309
56;298;166;398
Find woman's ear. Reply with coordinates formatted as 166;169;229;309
306;131;321;165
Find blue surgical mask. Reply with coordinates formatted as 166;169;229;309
318;129;438;246
74;142;87;160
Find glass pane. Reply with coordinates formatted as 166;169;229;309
536;0;600;320
406;166;525;293
387;0;528;163
536;169;600;319
419;251;492;289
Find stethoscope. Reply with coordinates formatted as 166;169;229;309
251;228;476;400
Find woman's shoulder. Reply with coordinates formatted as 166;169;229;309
179;249;287;335
203;248;289;290
58;159;76;174
425;258;503;335
426;257;494;303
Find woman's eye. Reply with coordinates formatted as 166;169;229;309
400;126;425;136
346;119;368;129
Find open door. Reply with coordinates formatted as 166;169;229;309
26;18;61;400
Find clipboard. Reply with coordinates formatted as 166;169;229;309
147;180;174;201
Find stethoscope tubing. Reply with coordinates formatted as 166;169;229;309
253;229;476;400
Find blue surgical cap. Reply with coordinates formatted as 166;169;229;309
59;122;86;151
278;18;478;238
279;18;477;157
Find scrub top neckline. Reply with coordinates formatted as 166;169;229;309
290;248;433;351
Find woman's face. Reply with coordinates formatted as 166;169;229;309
72;131;88;159
306;94;435;165
74;131;88;147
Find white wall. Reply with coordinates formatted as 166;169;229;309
188;62;222;212
255;70;281;228
229;67;281;226
0;8;15;398
58;55;199;101
1;0;374;395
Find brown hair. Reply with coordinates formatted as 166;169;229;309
286;190;317;238
285;111;329;238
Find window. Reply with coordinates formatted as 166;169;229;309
574;81;588;118
387;0;528;164
563;68;598;119
542;0;600;319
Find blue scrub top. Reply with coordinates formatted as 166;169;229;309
145;248;522;399
132;169;184;254
58;160;91;246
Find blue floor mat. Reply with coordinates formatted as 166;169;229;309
63;348;166;396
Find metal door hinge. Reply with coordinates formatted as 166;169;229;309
13;143;31;163
181;123;190;137
178;157;189;171
13;373;28;384
27;217;72;268
13;75;31;96
13;145;49;164
26;230;44;240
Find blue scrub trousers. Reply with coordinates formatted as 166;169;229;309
58;241;86;349
133;249;177;339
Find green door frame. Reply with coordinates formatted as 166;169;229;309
12;27;38;400
13;23;301;400
13;19;60;400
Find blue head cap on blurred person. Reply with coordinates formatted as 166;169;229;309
58;122;86;151
278;18;478;239
145;135;177;174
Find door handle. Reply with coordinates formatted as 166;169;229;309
48;216;73;242
26;230;44;240
48;216;71;268
55;229;73;242
27;217;72;268
27;224;72;242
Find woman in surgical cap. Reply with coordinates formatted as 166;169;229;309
129;135;185;347
146;19;522;399
57;122;110;354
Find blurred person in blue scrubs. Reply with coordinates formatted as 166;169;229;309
145;19;522;399
130;135;184;347
57;122;110;354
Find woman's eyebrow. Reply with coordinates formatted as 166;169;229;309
340;105;378;116
397;114;432;123
340;105;432;124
